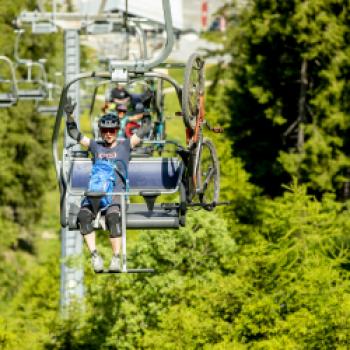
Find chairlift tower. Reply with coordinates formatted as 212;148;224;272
60;29;83;309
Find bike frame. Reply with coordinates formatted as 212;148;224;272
185;94;205;199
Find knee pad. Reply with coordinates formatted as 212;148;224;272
78;208;95;235
106;207;121;238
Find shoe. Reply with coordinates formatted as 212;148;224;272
91;251;104;273
109;254;121;272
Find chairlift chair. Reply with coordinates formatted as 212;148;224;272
32;21;57;34
86;21;114;35
13;29;49;101
52;0;222;274
53;68;186;274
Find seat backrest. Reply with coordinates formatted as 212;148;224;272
70;157;183;194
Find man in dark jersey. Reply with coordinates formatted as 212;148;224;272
110;84;130;105
65;98;149;272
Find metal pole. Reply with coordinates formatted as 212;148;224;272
121;194;127;272
60;29;84;312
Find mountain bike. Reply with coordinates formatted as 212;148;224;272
180;53;221;211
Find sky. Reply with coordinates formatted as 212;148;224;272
76;0;183;28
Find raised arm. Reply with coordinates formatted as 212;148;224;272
64;97;90;148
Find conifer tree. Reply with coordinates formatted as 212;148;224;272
224;0;350;196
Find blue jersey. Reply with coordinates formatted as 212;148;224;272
89;138;131;191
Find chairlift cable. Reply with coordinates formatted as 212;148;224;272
98;0;107;14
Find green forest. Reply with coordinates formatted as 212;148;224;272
1;0;350;349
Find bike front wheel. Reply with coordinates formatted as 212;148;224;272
182;53;205;131
196;138;220;211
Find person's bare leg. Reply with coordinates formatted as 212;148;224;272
108;237;122;271
109;236;122;255
84;231;97;253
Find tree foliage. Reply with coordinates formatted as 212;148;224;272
223;0;350;196
0;0;62;335
2;1;350;349
43;187;350;349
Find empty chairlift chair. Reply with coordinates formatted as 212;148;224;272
13;29;48;101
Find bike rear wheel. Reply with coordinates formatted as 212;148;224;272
182;53;205;131
196;138;220;211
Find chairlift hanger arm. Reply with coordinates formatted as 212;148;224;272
109;0;175;73
134;22;148;60
14;29;49;85
14;29;28;64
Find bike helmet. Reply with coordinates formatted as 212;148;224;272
98;113;120;129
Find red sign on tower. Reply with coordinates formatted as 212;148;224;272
201;0;208;30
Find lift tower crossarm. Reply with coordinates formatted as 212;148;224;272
16;12;124;27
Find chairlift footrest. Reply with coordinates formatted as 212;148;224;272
160;203;180;210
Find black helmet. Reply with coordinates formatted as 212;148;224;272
98;113;120;129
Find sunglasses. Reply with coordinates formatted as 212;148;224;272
100;128;118;134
